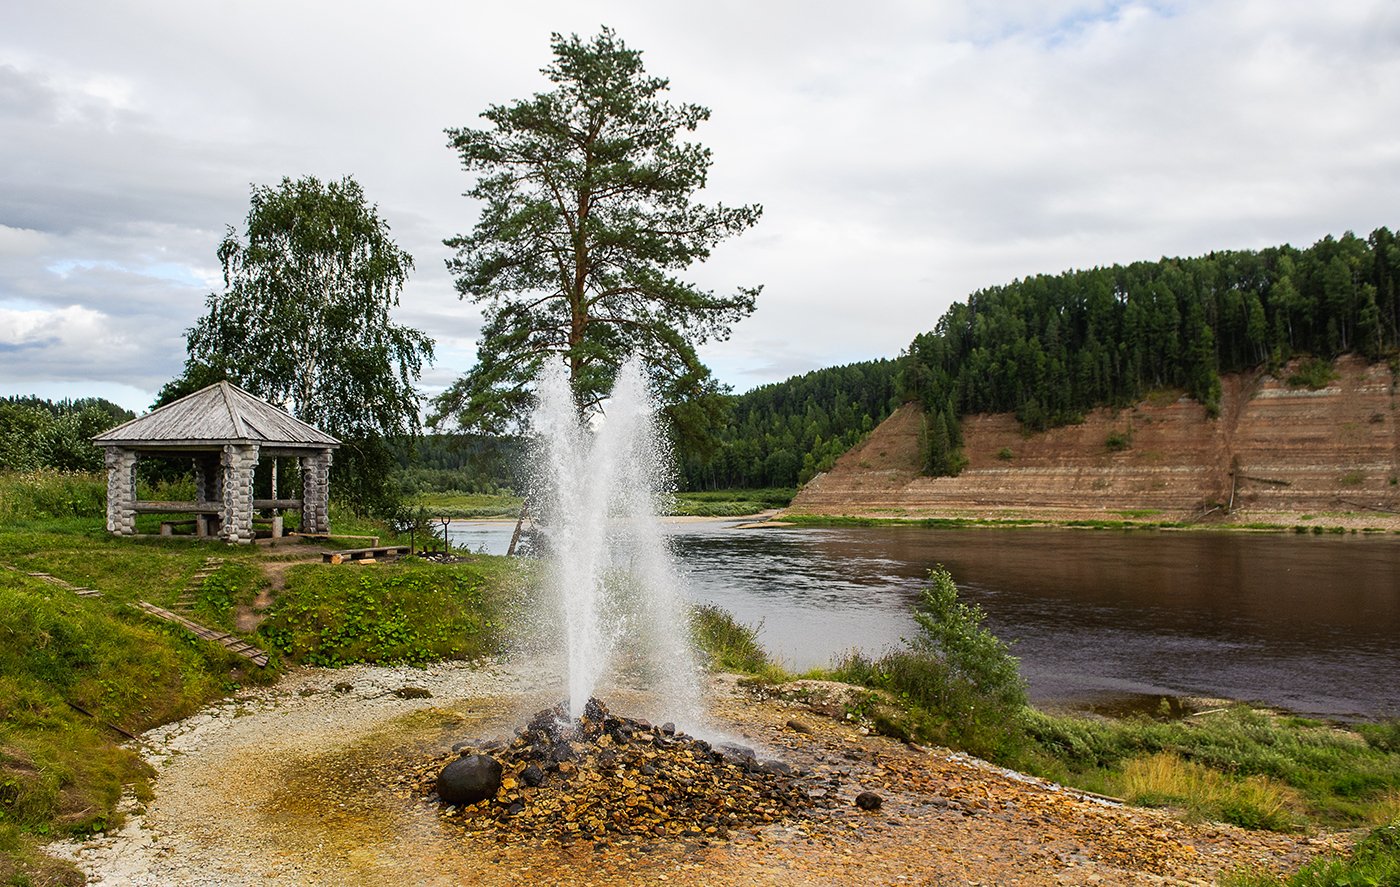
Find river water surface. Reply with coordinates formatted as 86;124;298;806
448;521;1400;720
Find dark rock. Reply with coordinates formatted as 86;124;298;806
718;742;756;761
661;722;676;735
785;718;814;734
583;697;608;722
639;764;657;777
550;743;576;763
855;791;883;811
333;682;354;693
763;760;793;776
393;686;432;699
437;754;502;805
521;763;545;787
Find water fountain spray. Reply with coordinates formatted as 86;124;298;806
528;359;702;724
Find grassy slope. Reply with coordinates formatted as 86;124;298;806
0;471;514;886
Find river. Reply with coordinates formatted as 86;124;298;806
447;520;1400;721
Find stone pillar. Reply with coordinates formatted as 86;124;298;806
104;447;138;536
300;448;333;534
194;455;222;505
220;443;260;543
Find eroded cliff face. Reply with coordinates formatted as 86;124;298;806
789;355;1400;525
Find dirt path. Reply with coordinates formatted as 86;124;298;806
50;663;1348;886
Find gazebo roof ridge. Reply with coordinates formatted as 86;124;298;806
93;381;341;448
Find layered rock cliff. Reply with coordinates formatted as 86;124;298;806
789;355;1400;525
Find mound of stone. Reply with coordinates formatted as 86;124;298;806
423;697;814;845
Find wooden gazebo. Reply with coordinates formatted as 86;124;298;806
92;382;340;543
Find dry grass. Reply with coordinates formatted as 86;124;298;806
1121;752;1302;831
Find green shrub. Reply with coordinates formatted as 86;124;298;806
1286;357;1338;391
834;567;1027;759
1105;430;1132;451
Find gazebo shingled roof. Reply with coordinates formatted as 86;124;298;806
92;382;339;543
94;382;340;448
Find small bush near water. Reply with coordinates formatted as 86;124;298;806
833;567;1028;761
690;604;772;676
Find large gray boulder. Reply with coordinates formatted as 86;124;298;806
437;753;502;805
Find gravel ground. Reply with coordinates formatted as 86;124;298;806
49;663;1351;886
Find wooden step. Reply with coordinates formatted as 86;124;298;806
132;601;269;667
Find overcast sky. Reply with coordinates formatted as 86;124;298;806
3;1;1398;414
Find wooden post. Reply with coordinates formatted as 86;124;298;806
507;499;529;557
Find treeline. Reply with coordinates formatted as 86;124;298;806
0;397;134;472
902;227;1400;473
391;433;520;496
676;359;901;489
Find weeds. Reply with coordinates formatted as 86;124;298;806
689;604;777;676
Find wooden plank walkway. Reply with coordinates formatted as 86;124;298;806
172;557;225;613
132;600;270;666
5;566;103;597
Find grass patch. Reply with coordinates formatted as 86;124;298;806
689;604;780;678
1121;752;1300;830
0;491;517;880
672;488;795;517
407;491;523;519
259;558;510;666
1021;707;1400;829
0;564;251;863
0;470;107;523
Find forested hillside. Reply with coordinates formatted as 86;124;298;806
676;359;901;490
902;228;1400;474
